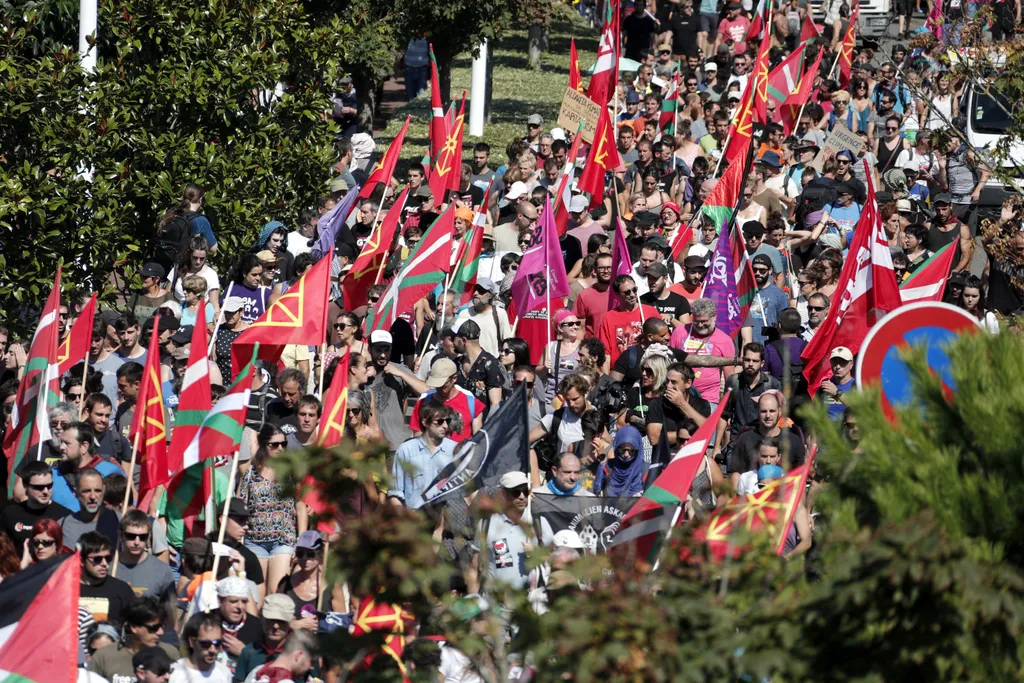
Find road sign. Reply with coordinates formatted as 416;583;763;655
856;302;983;421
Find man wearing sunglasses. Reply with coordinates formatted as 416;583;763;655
174;611;231;682
410;358;483;443
79;531;136;626
741;254;790;346
235;594;296;681
1;460;70;555
467;471;535;594
115;509;175;601
596;275;661;371
133;645;175;683
388;401;457;509
89;596;178;681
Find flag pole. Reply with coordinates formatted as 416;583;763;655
372;187;404;286
545;261;552;362
712;134;731;176
78;358;89;419
207;283;235;357
210;445;242;581
317;342;328;398
110;431;142;578
37;363;53;459
651;504;684;573
317;541;330;611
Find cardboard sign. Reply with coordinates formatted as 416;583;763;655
557;88;602;143
812;123;865;171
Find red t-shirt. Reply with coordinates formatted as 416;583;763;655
668;281;703;304
574;284;613;339
597;305;662;367
518;308;560;364
718;16;751;53
409;386;482;442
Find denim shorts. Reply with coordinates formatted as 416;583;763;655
243;539;294;559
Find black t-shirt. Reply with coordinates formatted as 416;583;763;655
559;234;583;274
623;13;659;59
223;614;264;648
640;291;691;322
456;185;486;208
0;500;71;555
264;399;298;433
612;344;689;388
351;222;374;252
647;391;712;440
80;576;137;626
458;351;504;406
727;428;806;476
668;12;700;56
389;318;417;363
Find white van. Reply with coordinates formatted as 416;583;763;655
962;83;1024;211
809;0;892;40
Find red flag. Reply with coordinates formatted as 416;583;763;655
371;206;454;332
837;8;858;88
132;315;170;496
607;218;633;311
429;45;446;162
751;31;772;125
569;38;584;93
766;45;806;112
166;302;211;479
358;116;410;199
428;92;466;201
3;269;61;494
722;77;755;166
318;350;350;449
55;293;96;376
610;395;732;564
231;251;333;374
0;553;80;682
576;106;621;210
801;162;902;395
552;129;586;237
780;48;823;136
899;242;959;303
668;225;695;262
774;446;817;555
800;14;823;43
343;187;409;311
586;0;620;106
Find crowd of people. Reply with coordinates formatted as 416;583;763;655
0;0;1020;680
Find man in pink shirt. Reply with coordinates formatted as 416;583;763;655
574;252;614;339
715;2;751;55
669;297;738;408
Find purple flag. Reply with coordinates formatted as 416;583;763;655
311;184;361;260
702;225;751;339
608;218;633;310
510;197;571;316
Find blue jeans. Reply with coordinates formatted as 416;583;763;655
405;66;429;101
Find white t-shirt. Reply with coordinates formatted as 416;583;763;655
169;660;232;683
540;408;584;454
440;644;485;683
764;174;799;199
168;264;221;303
287;230;315;257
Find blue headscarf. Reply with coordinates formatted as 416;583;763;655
605;426;646;497
757;464;784;482
255;220;286;252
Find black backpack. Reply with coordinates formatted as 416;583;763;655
768;339;809;403
795;183;835;227
151;212;193;273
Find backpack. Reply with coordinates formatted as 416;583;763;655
768;339;808;400
795;183;834;226
151;212;192;273
533;408;565;474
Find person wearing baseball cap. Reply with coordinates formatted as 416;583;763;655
468;470;535;593
567;195;605;256
128;262;176;322
410;357;482;442
454;273;513;359
823;346;856;420
926;192;974;273
234;593;297;678
132;645;175;683
639;261;690;329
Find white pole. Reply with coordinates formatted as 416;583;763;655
470;40;488;138
78;0;98;73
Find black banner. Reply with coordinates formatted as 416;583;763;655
531;493;639;554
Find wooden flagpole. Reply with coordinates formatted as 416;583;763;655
111;431;142;577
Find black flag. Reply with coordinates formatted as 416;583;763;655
531;493;639;554
419;383;529;507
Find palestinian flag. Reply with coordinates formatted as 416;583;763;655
3;269;61;495
0;554;79;683
131;314;170;497
658;73;679;134
371;205;454;332
900;242;958;303
161;459;229;541
699;152;746;234
610;397;731;565
799;14;823;44
179;351;256;470
166;301;212;480
55;293;96;375
780;48;824;136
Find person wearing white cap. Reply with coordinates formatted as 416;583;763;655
527;530;584;615
822;346;856;420
409;357;484;442
467;471;535;594
454;276;513;359
216;575;263;667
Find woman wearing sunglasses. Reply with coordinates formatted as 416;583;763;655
21;518;64;569
240;424;298;602
328;312;368;361
541;310;583;409
276;531;327;631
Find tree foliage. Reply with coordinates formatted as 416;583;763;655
273;329;1024;681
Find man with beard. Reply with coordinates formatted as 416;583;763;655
173;612;232;682
640;262;691;329
455;278;513;358
669;255;708;302
454;320;504;412
1;460;70;555
50;422;124;512
84;393;132;465
574;253;615;339
78;531;136;625
742;254;790;345
89;596;179;682
801;292;829;342
264;368;306;434
495;199;536;254
368;330;423;450
721;342;781;451
59;468;120;550
726;392;805;486
597;276;661;370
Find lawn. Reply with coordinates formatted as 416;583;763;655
375;17;599;169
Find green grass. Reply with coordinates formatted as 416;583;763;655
376;17;598;165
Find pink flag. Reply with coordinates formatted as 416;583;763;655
608;218;633;310
510;196;571;316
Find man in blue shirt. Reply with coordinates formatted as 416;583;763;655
743;254;790;346
822;346;856;420
50;422;124;512
820;182;863;248
387;401;457;509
